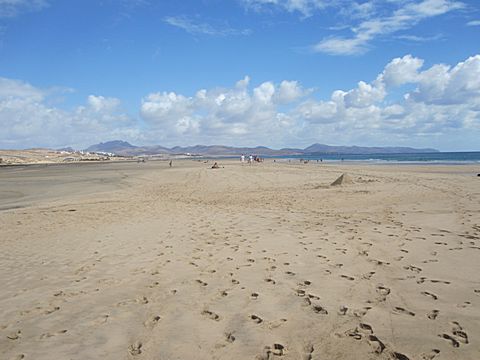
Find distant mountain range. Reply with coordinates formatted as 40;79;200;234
84;140;439;156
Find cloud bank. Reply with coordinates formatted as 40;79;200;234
0;78;137;148
1;54;479;150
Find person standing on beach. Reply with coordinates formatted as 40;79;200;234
241;154;245;163
169;160;172;167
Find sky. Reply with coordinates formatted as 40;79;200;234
1;0;479;151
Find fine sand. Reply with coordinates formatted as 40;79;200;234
0;160;479;360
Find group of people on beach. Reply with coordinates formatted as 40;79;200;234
240;154;263;164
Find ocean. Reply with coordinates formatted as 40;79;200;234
274;152;480;164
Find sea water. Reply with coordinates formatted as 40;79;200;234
276;152;480;164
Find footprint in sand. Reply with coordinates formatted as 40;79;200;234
362;271;375;280
221;331;235;343
268;318;288;329
368;335;385;354
196;279;208;287
392;352;411;360
148;281;160;288
272;343;286;356
144;315;161;329
393;307;415;316
353;307;372;317
302;296;312;306
312;305;328;315
358;323;373;334
93;314;110;325
202;310;220;321
296;289;306;297
421;291;438;300
403;265;422;273
9;355;25;360
251;314;263;324
367;259;390;265
439;334;459;348
457;301;471;308
128;341;143;356
427;310;439;320
251;292;259;299
44;306;60;315
340;275;355;281
338;305;348;315
420;349;440;360
137;296;149;304
376;285;391;296
7;330;22;340
255;346;272;360
421;259;438;263
302;343;314;360
39;330;67;339
345;328;362;340
256;344;285;358
451;321;469;344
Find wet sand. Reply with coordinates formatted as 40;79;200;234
1;160;479;360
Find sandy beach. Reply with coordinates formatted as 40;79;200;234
0;160;479;360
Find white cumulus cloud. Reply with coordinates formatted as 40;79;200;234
380;54;424;87
0;78;136;149
139;78;310;145
291;53;480;147
87;95;121;113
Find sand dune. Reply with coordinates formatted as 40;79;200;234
0;160;479;360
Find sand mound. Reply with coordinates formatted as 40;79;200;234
331;173;354;186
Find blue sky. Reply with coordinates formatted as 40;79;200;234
1;0;479;150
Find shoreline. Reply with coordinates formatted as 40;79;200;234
2;149;480;168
